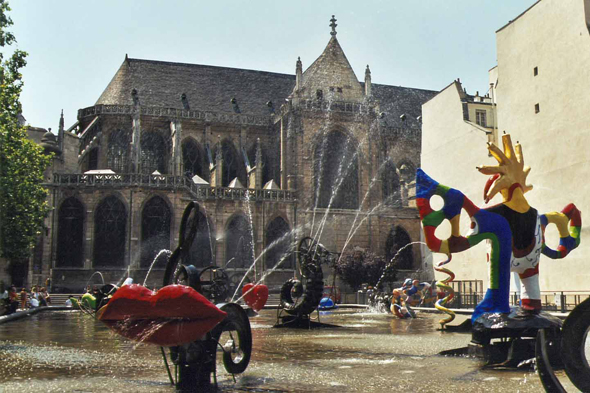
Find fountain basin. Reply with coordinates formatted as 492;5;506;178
0;309;582;392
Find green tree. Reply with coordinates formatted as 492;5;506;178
0;0;50;282
335;247;397;291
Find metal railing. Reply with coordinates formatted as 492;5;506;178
452;291;590;312
48;173;296;202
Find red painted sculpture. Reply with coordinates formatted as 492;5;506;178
97;284;227;346
242;283;269;312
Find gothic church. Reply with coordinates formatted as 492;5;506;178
32;17;436;292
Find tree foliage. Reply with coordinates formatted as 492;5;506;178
0;1;50;265
334;247;397;291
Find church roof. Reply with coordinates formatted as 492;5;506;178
369;83;437;129
96;58;296;117
298;36;364;101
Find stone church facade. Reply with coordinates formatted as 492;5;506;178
31;18;436;292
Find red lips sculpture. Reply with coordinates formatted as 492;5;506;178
242;283;269;312
97;284;227;347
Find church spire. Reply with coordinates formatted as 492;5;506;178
365;65;372;97
58;109;65;151
330;15;337;36
295;57;302;91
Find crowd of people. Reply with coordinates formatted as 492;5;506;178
0;282;51;316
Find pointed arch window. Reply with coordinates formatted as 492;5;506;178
382;160;401;207
187;210;214;268
182;139;206;180
94;196;126;267
247;143;276;187
87;148;98;171
140;131;168;174
214;140;246;187
265;217;293;270
107;129;130;173
56;197;85;267
313;131;359;209
140;196;171;268
385;226;413;270
225;215;254;269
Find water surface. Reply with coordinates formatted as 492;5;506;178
0;309;579;392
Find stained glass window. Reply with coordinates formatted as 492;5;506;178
313;131;359;209
94;196;126;267
56;197;84;267
265;217;293;270
140;196;171;268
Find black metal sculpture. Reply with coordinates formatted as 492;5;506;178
275;237;338;328
162;201;253;392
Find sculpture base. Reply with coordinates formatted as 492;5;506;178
469;307;563;367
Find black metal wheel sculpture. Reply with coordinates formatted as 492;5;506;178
278;237;325;318
163;201;200;287
161;202;253;391
197;265;231;303
561;296;590;391
211;303;252;374
536;296;590;392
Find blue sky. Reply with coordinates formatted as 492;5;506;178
9;1;535;130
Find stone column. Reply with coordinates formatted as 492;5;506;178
131;112;142;173
170;120;183;176
280;116;287;189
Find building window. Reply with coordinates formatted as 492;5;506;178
476;110;487;127
182;139;206;180
107;129;130;173
534;67;538;76
247;143;274;187
56;197;85;267
140;196;171;268
187;210;214;268
140;131;168;174
265;217;293;270
94;196;126;267
385;226;413;270
225;215;254;269
214;140;246;187
381;160;401;207
313;131;359;209
87;148;98;171
535;103;540;114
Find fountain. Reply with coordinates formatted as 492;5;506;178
72;201;255;392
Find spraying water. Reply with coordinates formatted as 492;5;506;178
85;271;105;290
142;249;172;287
375;241;427;289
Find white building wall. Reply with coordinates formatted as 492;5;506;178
495;0;590;291
421;82;495;287
421;0;590;293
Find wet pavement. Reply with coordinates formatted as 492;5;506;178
0;308;580;392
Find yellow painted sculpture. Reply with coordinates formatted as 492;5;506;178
417;133;581;324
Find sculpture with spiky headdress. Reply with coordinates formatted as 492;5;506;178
416;133;581;321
